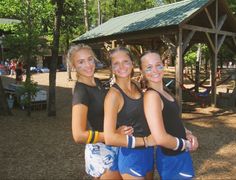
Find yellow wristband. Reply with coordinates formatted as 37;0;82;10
93;131;99;144
86;130;92;144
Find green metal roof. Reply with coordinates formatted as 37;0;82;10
73;0;210;42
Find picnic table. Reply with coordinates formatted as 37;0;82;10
4;83;47;110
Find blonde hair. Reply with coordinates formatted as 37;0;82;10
67;44;97;79
67;43;98;68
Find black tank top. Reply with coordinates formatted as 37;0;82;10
113;83;150;137
147;88;186;155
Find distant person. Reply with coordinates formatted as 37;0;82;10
15;61;23;84
140;50;198;179
216;66;221;79
68;44;133;179
10;59;16;76
4;60;10;75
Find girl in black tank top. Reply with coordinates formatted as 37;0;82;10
140;50;198;179
104;47;154;179
69;44;133;179
113;82;150;137
147;87;186;155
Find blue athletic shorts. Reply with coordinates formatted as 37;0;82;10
156;146;195;180
85;143;119;177
118;147;154;177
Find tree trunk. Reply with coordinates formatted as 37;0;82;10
65;32;72;81
83;0;89;31
0;76;12;116
204;58;208;78
97;0;101;25
113;0;117;17
67;59;72;80
26;0;33;116
195;43;201;93
48;0;64;116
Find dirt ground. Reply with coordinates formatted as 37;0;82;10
1;69;236;179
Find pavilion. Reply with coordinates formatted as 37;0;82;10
73;0;236;111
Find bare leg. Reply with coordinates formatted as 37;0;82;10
100;170;122;180
121;173;145;180
120;170;153;180
145;171;154;180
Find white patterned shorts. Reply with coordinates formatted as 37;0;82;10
85;143;119;178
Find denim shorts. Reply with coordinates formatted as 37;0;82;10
156;146;195;180
118;147;154;177
85;143;119;177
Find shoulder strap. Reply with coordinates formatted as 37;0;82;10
146;87;159;94
132;81;142;95
146;87;164;100
112;83;124;94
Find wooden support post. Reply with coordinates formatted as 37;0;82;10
217;14;227;31
204;7;215;29
111;40;116;48
139;45;143;54
176;29;183;114
182;30;195;52
232;36;236;47
211;34;217;106
205;32;215;53
211;0;219;106
217;35;226;53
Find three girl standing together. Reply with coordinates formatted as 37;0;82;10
69;44;198;180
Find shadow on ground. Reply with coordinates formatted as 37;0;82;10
1;75;90;180
1;74;236;179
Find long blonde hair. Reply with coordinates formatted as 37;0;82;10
67;44;98;79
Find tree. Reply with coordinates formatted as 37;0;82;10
86;0;156;29
83;0;89;31
0;0;52;81
97;0;101;25
60;0;84;81
47;0;64;116
227;0;236;17
219;44;236;67
1;0;50;116
161;0;182;4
